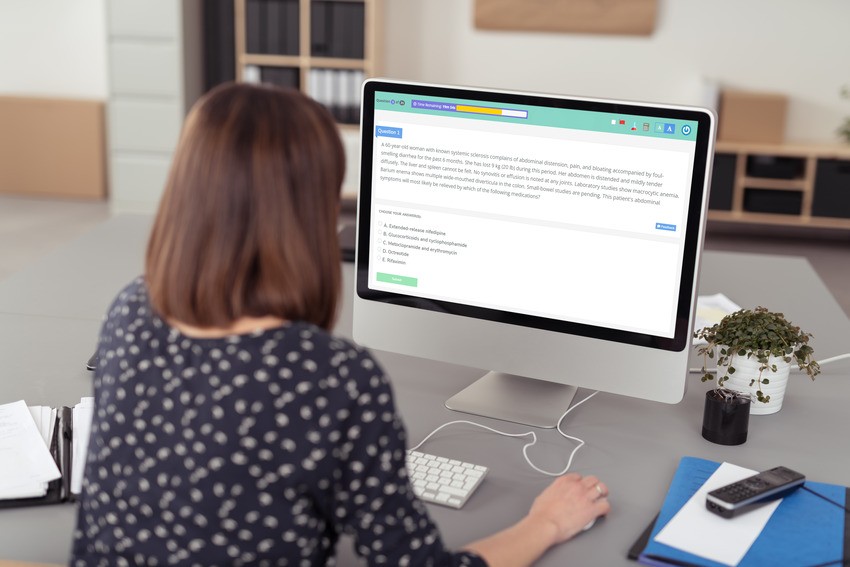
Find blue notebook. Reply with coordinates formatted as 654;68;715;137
639;456;848;567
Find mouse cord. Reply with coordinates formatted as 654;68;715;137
408;391;599;477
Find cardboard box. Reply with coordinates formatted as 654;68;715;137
0;96;106;199
717;90;788;144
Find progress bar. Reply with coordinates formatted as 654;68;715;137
455;104;528;118
412;100;528;119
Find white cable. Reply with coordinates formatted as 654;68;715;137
818;353;850;366
410;391;599;478
689;351;850;374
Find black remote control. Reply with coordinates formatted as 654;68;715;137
706;466;805;518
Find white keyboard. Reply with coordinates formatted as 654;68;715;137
406;450;488;509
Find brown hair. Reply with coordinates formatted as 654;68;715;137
145;82;345;330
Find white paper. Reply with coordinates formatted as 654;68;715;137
0;400;61;499
71;397;94;495
0;480;47;499
27;405;55;448
654;462;781;566
693;293;741;345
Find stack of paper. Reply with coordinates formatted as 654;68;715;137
0;400;62;499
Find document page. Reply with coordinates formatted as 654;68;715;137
71;397;94;495
0;400;61;499
654;462;779;566
28;405;58;448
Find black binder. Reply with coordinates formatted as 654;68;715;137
0;407;78;509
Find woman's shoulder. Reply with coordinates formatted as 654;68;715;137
287;322;373;361
106;276;146;310
102;276;156;326
116;276;147;300
283;322;386;379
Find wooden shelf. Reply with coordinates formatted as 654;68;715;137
708;210;850;231
710;141;850;230
715;141;850;159
741;177;807;191
241;53;304;67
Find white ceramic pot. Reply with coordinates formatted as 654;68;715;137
715;348;792;415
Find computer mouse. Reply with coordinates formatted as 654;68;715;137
582;518;597;531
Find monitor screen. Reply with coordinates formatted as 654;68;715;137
353;80;715;427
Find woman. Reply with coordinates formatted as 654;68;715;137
71;83;610;566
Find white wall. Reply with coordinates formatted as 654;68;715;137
0;0;108;99
383;0;850;144
1;0;847;205
1;1;847;138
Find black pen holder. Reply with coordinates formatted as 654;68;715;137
702;388;751;445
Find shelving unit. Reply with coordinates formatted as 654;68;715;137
709;141;850;230
233;0;381;126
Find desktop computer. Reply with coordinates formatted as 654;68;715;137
353;79;716;429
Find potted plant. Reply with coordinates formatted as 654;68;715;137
694;306;820;415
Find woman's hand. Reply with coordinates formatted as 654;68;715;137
464;473;610;567
526;473;611;545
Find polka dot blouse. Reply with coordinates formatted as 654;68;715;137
71;278;486;567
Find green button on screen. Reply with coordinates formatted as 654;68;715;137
377;272;418;287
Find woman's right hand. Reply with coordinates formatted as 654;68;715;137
526;473;611;545
463;473;610;567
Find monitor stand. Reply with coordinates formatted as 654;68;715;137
445;371;578;429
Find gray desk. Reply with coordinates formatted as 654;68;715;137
1;215;849;565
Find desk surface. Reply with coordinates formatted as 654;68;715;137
1;215;849;565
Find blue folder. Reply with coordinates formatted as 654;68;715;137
639;456;848;567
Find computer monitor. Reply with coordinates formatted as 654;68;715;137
353;79;716;428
